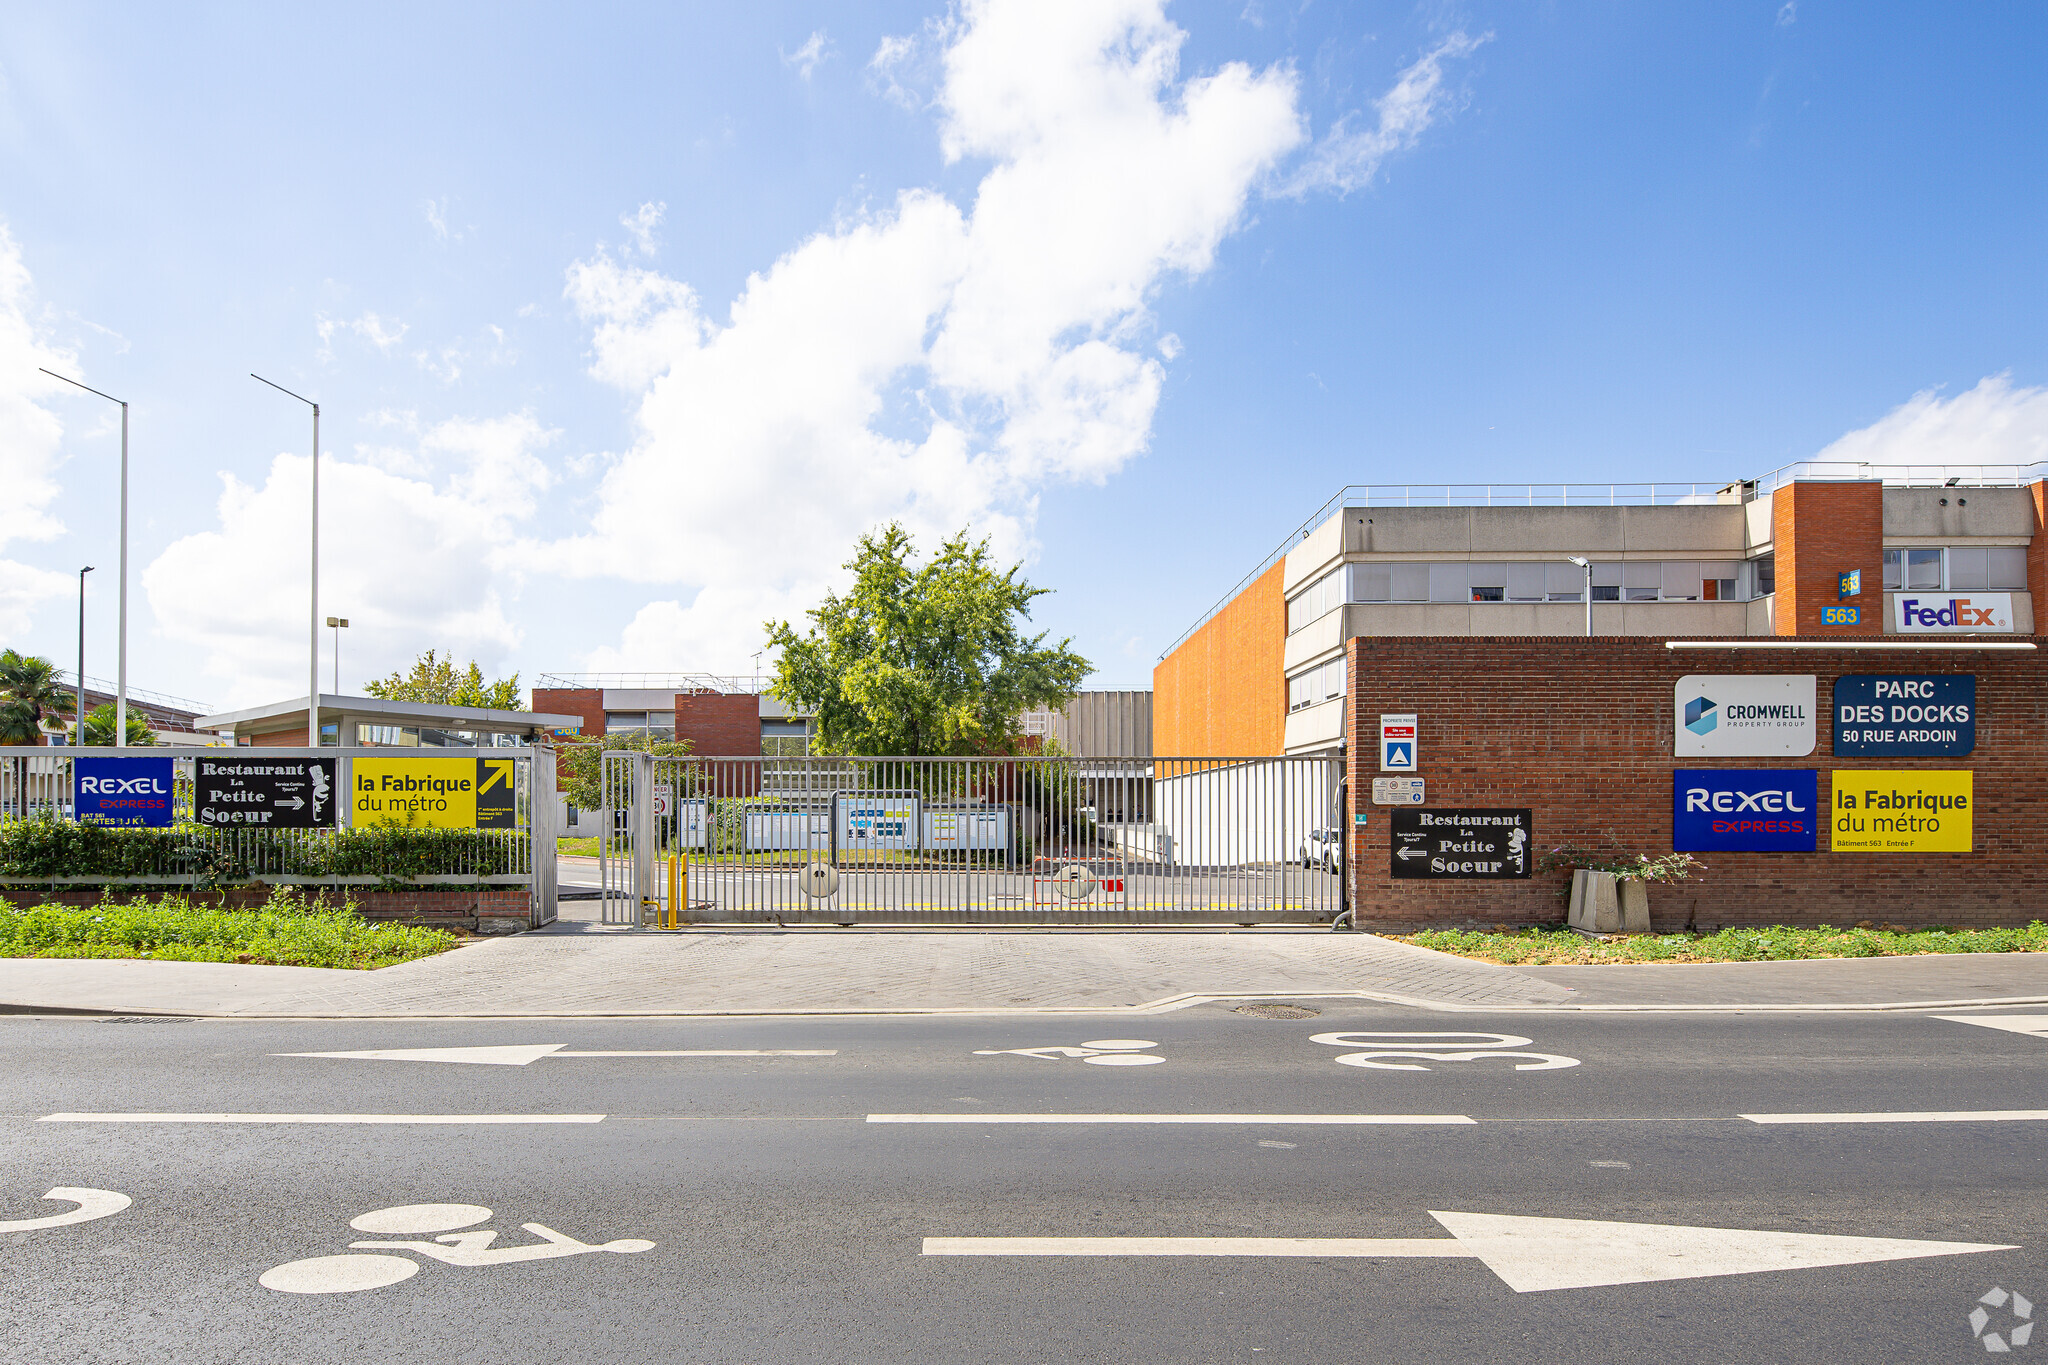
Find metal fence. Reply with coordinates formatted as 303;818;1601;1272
0;747;554;926
597;753;1346;926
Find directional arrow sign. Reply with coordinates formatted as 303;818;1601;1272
923;1211;2015;1293
1395;847;1427;860
277;1045;835;1066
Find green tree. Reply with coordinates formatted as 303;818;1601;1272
0;649;72;744
556;732;695;811
764;524;1090;756
364;649;522;710
76;703;160;747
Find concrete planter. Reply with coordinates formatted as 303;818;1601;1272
1568;870;1652;934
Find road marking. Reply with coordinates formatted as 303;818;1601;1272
262;1202;656;1294
0;1187;131;1233
1935;1014;2048;1039
277;1044;838;1066
973;1039;1166;1066
868;1113;1475;1125
1309;1032;1580;1073
926;1211;2018;1293
1741;1111;2048;1124
39;1113;607;1125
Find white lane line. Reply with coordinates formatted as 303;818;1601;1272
38;1113;607;1125
553;1050;836;1057
867;1114;1475;1125
1741;1110;2048;1125
925;1237;1467;1257
1934;1014;2048;1039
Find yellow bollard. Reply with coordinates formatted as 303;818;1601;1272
666;853;679;930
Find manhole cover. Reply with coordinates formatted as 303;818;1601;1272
1233;1003;1320;1020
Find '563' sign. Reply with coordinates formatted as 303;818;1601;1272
1672;769;1816;852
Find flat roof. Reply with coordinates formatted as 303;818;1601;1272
195;693;584;731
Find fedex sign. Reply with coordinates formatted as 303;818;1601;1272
1894;592;2013;633
1672;769;1817;852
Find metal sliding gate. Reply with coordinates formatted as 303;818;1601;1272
596;754;1344;927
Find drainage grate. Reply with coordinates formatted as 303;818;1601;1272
100;1016;201;1024
1232;1003;1321;1020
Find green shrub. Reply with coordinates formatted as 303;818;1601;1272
0;886;458;969
1404;921;2048;966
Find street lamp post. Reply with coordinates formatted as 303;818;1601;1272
76;566;94;745
39;370;129;748
252;375;321;746
327;617;348;694
1566;556;1593;637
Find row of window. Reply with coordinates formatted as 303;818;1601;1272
1287;558;1777;633
354;724;530;748
1882;546;2026;592
1287;657;1348;713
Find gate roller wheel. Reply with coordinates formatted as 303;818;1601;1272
1052;863;1096;901
800;862;840;899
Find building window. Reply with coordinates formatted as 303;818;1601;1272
1885;546;2026;592
1753;554;1775;596
1286;657;1347;712
357;723;421;747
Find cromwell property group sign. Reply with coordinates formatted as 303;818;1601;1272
1673;675;1816;757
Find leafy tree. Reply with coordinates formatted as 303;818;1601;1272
364;649;522;710
0;649;72;744
556;732;695;811
76;702;159;747
765;524;1090;756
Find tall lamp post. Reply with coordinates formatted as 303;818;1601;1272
252;375;321;746
39;370;129;749
327;617;348;694
76;566;94;745
1566;556;1593;638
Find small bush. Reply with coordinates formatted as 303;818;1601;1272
0;886;459;969
1402;921;2048;966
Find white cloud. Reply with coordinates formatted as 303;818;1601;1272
1812;374;2048;473
867;31;930;110
621;201;665;256
782;30;832;81
1777;2;1798;27
1276;31;1489;197
425;198;450;241
0;220;81;634
558;0;1307;670
318;310;411;360
143;414;555;706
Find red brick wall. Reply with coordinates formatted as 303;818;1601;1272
1345;635;2046;930
531;687;604;738
1773;480;1884;636
251;728;308;746
672;691;759;756
1153;560;1288;756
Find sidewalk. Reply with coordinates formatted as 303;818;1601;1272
4;920;2045;1017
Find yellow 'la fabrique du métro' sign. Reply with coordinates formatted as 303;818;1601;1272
1830;770;1972;852
351;756;519;828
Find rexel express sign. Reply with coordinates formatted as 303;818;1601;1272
1893;592;2013;633
1673;675;1816;757
1672;769;1817;853
1830;769;1972;853
73;755;175;827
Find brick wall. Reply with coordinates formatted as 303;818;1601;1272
532;687;605;739
23;886;531;933
1153;560;1288;756
1773;481;1884;635
1346;635;2047;930
672;690;760;757
251;728;308;745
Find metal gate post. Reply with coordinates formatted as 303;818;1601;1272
632;751;657;929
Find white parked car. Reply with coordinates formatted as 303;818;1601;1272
1297;828;1341;872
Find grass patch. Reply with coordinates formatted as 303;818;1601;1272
0;888;461;969
1401;921;2048;966
557;836;600;858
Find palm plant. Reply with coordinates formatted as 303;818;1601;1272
0;649;71;744
0;697;43;745
78;703;159;747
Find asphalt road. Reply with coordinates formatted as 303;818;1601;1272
4;1005;2045;1364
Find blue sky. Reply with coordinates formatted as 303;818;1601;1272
1;1;2044;712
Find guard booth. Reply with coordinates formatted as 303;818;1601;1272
596;752;1344;927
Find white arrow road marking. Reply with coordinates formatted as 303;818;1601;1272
275;1045;836;1066
39;1113;606;1124
925;1212;2017;1293
868;1113;1475;1125
0;1188;131;1233
1936;1014;2048;1039
1741;1110;2048;1124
